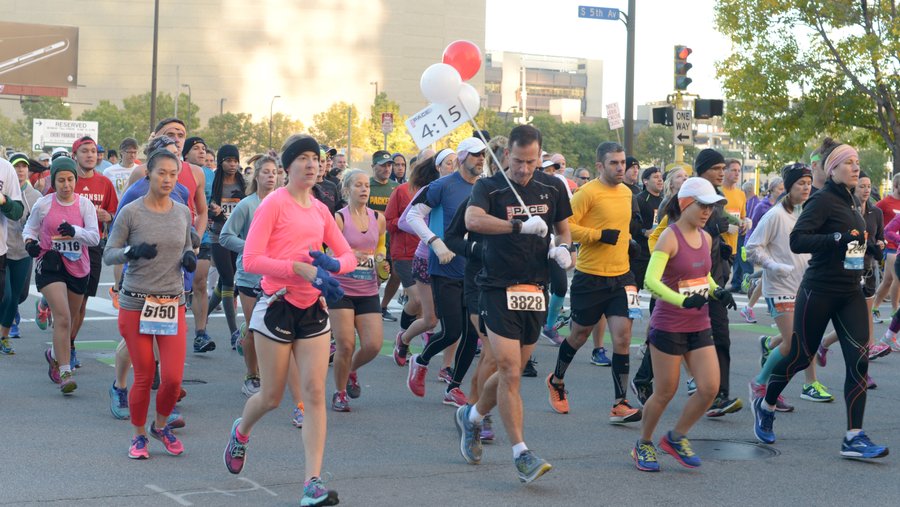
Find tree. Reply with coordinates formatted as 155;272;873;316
311;102;367;153
715;0;900;173
368;93;417;155
78;100;141;151
634;125;675;167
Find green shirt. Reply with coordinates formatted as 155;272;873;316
368;177;398;213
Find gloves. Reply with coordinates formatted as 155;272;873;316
764;261;792;277
628;239;640;259
599;229;620;245
57;221;76;238
682;294;708;309
25;240;41;258
182;250;197;273
548;245;572;269
310;250;341;273
311;266;345;304
430;238;456;264
866;243;884;262
208;208;226;223
520;216;548;237
712;287;737;310
720;244;733;261
836;231;860;248
126;243;158;260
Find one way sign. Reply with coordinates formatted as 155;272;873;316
674;109;693;146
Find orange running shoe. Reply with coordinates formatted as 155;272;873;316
546;374;569;414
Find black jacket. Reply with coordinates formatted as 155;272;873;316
635;190;662;259
790;179;868;294
704;188;732;285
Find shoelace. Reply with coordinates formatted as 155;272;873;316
305;472;333;497
230;438;246;459
551;382;567;400
852;433;874;447
638;443;658;461
673;438;695;457
116;388;128;407
132;435;148;449
156;424;177;443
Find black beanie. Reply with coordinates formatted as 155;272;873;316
183;137;206;158
281;136;321;170
781;163;812;193
694;149;725;175
217;144;240;169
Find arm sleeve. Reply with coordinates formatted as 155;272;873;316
568;188;600;243
648;215;669;251
182;207;193;255
790;193;835;253
219;201;246;254
629;195;642;239
644;250;686;307
405;202;435;242
376;218;387;257
398;187;425;235
103;206;130;265
76;198;101;247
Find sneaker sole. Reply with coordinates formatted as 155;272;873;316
60;381;77;394
610;411;642;424
518;462;552;483
546;375;569;414
841;448;889;459
659;438;700;468
590;359;611;366
443;397;466;408
631;449;660;472
128;451;149;460
455;407;480;465
800;393;834;403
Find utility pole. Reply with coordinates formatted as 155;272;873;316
149;0;159;132
347;107;353;166
174;65;180;118
624;0;636;155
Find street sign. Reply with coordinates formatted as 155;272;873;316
578;5;620;20
405;98;473;150
380;112;394;135
32;118;98;151
606;102;623;130
673;109;693;146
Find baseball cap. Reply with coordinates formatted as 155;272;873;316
322;146;338;158
9;152;29;167
97;144;106;153
456;137;487;155
626;156;640;169
678;177;726;205
38;152;51;162
541;160;560;171
372;150;393;166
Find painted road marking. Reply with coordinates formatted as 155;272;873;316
145;478;277;506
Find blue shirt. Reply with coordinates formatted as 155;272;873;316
424;172;473;279
113;178;190;229
201;166;216;244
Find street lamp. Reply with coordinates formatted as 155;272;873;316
370;81;378;99
182;83;192;126
269;95;281;149
220;98;227;116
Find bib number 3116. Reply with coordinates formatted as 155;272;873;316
506;284;545;312
139;296;179;335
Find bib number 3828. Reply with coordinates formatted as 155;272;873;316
506;284;545;312
139;296;179;335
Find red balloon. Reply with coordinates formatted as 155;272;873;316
442;40;482;81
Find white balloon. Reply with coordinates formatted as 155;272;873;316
457;83;481;118
420;63;462;104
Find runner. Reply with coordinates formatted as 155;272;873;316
0;155;26;354
631;177;726;472
391;153;407;184
103;148;195;459
539;159;573;346
751;138;888;459
105;138;140;200
23;156;99;394
455;124;572;482
741;177;784;323
223;134;353;506
367;150;400;321
436;148;457;177
182;135;215;352
330;169;388;412
634;167;664;291
871;173;900;322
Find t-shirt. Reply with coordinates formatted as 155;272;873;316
367;177;397;213
569;179;634;277
113;177;190;230
720;185;746;251
470;170;572;289
72;170;118;239
0;159;24;257
104;163;136;200
419;171;474;279
876;195;900;250
97;159;113;173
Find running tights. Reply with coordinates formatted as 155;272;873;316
0;257;31;328
119;307;187;427
765;287;868;430
209;244;238;335
418;276;476;390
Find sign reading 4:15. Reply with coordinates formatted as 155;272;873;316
405;99;469;150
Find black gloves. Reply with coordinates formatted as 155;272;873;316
682;294;708;309
628;239;640;259
57;221;75;238
208;208;226;224
720;244;733;261
836;231;860;248
712;287;737;310
599;229;621;245
867;243;884;262
25;240;41;258
125;243;158;260
182;250;197;273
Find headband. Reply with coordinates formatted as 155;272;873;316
824;144;858;178
435;148;454;167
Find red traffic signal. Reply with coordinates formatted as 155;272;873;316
674;45;693;91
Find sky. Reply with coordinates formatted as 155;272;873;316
485;0;732;116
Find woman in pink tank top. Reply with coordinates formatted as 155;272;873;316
329;169;388;412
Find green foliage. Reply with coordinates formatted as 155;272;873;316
368;93;417;155
195;112;304;155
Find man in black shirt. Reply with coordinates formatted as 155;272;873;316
313;148;341;215
624;156;641;194
633;167;663;289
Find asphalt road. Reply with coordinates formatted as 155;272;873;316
1;270;898;506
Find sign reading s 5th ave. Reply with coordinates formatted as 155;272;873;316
578;5;620;20
32;118;98;151
673;109;693;146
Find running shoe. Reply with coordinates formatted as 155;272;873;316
740;273;752;294
886;335;900;352
242;375;261;397
9;311;20;338
546;374;569;414
301;476;339;507
816;344;829;368
167;408;185;429
381;308;397;322
610;399;642;423
69;348;80;369
407;354;427;397
35;298;51;330
291;403;304;428
590;347;611;366
59;370;77;394
149;422;184;456
751;397;776;444
774;395;794;413
631;440;660;472
515;450;552;483
45;348;60;384
438;366;453;384
740;305;757;323
866;374;877;390
236;323;246;356
193;332;216;353
800;381;834;402
541;325;564;346
109;382;130;420
109;286;120;310
224;418;248;474
686;377;697;396
230;328;241;351
841;431;889;459
868;342;891;360
872;308;883;324
555;309;571;330
706;396;742;417
454;404;483;465
522;356;538;377
759;335;771;368
659;432;701;468
128;434;150;460
630;379;653;407
480;415;494;442
749;380;766;402
331;390;350;412
346;371;361;399
0;337;14;355
443;387;467;407
392;331;408;367
398;291;409;305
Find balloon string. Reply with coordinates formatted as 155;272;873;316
458;100;532;219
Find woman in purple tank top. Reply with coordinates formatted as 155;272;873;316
630;177;737;472
329;169;388;412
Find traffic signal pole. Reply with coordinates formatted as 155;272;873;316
624;0;635;155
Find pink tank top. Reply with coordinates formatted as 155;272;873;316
40;196;90;278
335;207;379;297
649;224;711;333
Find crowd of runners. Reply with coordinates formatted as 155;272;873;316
0;116;893;505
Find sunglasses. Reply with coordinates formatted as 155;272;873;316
695;202;716;210
577;176;591;180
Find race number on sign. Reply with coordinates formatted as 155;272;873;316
506;284;546;312
139;296;179;336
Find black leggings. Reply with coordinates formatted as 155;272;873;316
765;287;869;430
548;260;567;298
209;244;239;334
419;276;477;390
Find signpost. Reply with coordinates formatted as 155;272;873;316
380;112;393;150
606;102;624;143
577;5;620;19
32;118;98;151
673;109;693;146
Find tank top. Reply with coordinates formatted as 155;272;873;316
650;224;711;333
335;207;379;297
40;196;90;278
177;160;197;221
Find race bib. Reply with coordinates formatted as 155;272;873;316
348;252;376;281
221;198;240;220
625;285;642;319
139;296;179;336
51;235;82;261
678;277;710;298
506;284;545;312
773;295;795;314
844;241;865;270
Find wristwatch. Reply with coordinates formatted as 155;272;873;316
123;245;132;257
510;219;523;234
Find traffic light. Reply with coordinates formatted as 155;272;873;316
674;45;692;91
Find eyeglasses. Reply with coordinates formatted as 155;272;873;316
469;150;486;157
695;202;716;210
